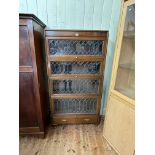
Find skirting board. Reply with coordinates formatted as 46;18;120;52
20;132;45;138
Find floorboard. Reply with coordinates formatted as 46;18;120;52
20;120;117;155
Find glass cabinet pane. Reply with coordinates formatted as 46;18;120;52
54;98;97;114
114;4;135;99
48;40;103;55
51;61;101;74
51;79;99;94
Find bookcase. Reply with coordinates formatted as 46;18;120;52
45;30;108;124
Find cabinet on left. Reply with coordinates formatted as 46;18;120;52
19;14;49;137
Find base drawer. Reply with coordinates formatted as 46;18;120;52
52;114;99;125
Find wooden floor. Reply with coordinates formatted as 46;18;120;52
20;121;117;155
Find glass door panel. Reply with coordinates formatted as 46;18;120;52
53;98;97;114
115;4;135;99
51;61;101;74
50;79;99;94
48;40;103;55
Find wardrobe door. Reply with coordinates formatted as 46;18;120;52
19;20;38;129
19;73;38;127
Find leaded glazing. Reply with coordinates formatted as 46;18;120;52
52;79;99;94
48;40;103;55
51;61;100;74
54;98;97;114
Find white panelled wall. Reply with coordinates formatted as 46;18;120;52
19;0;122;115
19;0;114;29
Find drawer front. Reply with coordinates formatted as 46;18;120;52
53;98;97;114
50;79;99;94
52;115;99;124
48;40;103;55
50;61;101;74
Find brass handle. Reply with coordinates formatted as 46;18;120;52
75;33;79;37
61;119;67;122
84;118;90;122
75;56;78;59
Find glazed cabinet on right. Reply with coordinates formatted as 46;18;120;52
103;0;135;155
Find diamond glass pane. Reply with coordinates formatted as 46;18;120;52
54;98;97;114
51;61;101;74
52;79;99;94
48;40;103;55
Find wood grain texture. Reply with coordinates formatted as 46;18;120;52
19;14;48;136
48;55;105;62
103;93;135;155
19;73;38;127
52;114;99;125
19;25;32;66
49;74;102;80
20;120;117;155
51;94;99;99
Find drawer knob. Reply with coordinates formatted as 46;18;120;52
75;56;78;58
84;118;90;122
75;33;79;37
61;119;67;122
75;75;77;78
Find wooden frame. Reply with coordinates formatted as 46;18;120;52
103;0;135;154
44;30;108;124
109;0;135;105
